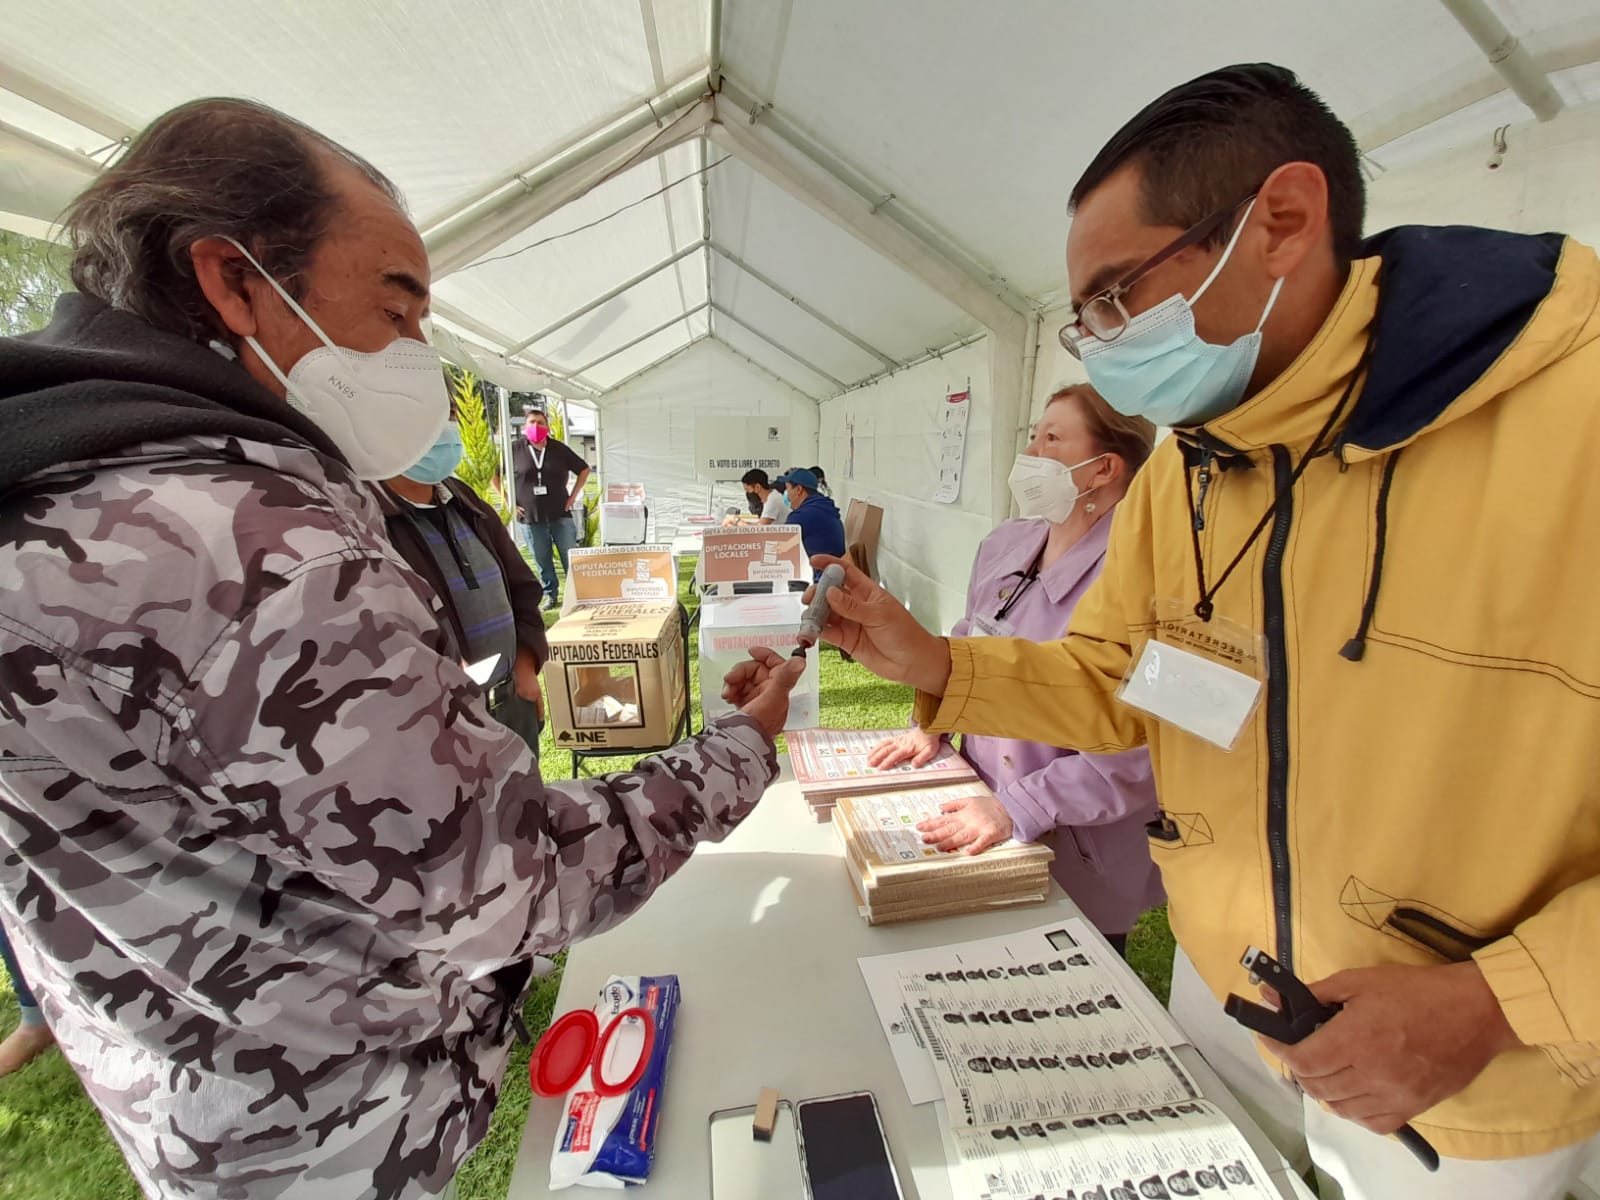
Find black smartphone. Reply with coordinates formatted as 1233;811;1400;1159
794;1091;906;1200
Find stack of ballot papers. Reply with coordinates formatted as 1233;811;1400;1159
787;726;979;821
857;920;1285;1200
833;784;1054;925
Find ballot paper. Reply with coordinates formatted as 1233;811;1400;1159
943;1099;1279;1200
903;959;1200;1127
858;919;1189;1106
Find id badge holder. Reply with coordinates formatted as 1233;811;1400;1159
1117;599;1266;751
969;613;1014;639
533;484;550;496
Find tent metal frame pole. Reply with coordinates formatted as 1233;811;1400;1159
708;110;1027;343
504;239;706;355
709;242;899;369
601;332;712;394
708;0;725;92
0;59;135;143
424;84;711;275
497;383;515;525
712;80;1033;331
568;302;710;378
429;299;602;396
711;335;828;401
830;329;989;397
701;138;714;323
1355;39;1599;150
1436;0;1563;121
709;303;846;391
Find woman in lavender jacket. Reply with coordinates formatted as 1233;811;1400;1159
869;385;1162;954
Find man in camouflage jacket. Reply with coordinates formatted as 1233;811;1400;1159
0;99;801;1199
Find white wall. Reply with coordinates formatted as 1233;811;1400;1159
1365;99;1600;248
598;339;819;516
818;339;994;634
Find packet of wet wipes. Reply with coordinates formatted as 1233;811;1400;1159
549;974;680;1190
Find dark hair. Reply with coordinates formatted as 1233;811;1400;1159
808;466;826;481
1070;64;1365;265
741;468;770;488
1046;384;1156;480
63;97;403;343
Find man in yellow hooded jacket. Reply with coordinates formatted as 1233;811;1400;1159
812;64;1600;1199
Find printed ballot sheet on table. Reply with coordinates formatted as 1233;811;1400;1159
858;919;1189;1106
904;959;1199;1127
936;1097;1281;1200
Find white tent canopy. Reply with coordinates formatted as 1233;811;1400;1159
4;0;1599;625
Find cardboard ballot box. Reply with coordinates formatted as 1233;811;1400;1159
699;592;820;732
695;525;808;596
601;502;648;546
600;482;649;546
544;546;687;751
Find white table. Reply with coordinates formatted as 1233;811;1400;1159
507;767;1313;1200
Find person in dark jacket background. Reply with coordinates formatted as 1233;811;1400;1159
778;467;845;567
509;402;589;610
378;399;547;751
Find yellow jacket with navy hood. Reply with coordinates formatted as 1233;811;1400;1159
919;225;1600;1158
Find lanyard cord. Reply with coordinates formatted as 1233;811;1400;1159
995;544;1047;621
1182;346;1371;622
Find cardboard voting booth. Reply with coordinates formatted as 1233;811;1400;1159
600;482;649;546
544;546;687;751
844;499;883;582
695;525;808;596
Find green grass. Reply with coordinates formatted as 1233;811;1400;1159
0;555;1175;1200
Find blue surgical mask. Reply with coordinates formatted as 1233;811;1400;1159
402;422;464;484
1079;198;1284;428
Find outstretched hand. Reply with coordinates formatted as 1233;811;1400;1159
721;647;808;740
803;556;953;696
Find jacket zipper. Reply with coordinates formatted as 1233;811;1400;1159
1262;445;1296;975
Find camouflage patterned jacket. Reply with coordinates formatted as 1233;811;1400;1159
0;297;778;1199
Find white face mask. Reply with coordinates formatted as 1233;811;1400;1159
1008;452;1107;523
224;238;449;481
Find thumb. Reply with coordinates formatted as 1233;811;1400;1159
771;655;807;687
1308;970;1361;1006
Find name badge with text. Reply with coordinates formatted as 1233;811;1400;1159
969;613;1014;639
1118;638;1262;750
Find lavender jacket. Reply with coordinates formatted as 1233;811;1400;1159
947;516;1164;935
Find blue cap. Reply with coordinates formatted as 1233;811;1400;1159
779;467;819;491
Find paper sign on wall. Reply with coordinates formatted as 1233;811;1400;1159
696;525;807;595
694;417;791;481
934;387;971;505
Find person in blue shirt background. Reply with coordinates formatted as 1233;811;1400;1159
777;467;845;569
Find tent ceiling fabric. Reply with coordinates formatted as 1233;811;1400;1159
3;0;1598;396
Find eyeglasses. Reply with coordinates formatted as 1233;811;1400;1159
1058;192;1258;359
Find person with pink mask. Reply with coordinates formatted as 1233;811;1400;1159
510;401;590;610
